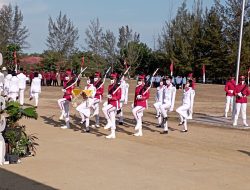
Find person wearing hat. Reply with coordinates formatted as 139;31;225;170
76;76;96;132
29;72;41;107
224;76;236;118
159;76;176;134
132;74;150;137
176;80;194;132
102;73;121;139
58;69;74;129
153;77;165;123
91;72;104;128
8;71;19;101
233;75;250;127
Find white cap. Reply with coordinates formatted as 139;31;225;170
2;67;6;71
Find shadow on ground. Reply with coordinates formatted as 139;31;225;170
0;168;58;190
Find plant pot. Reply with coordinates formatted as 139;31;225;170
5;154;19;164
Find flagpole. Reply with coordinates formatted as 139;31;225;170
235;0;246;85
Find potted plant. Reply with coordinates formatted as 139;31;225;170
2;101;38;163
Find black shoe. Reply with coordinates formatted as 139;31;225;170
160;130;168;134
29;97;33;101
156;125;162;128
155;114;160;118
84;128;90;133
119;122;123;125
181;130;188;133
117;109;121;114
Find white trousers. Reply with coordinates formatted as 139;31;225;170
118;101;124;122
30;92;39;106
176;104;190;131
92;98;100;125
19;89;25;105
76;101;91;129
159;103;171;131
58;98;70;127
225;96;234;114
153;102;162;116
8;92;19;101
132;106;145;131
0;135;5;165
234;103;247;121
102;104;117;130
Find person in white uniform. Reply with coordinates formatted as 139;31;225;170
0;69;4;95
29;72;41;108
153;78;165;127
4;70;12;97
117;77;129;125
159;77;176;133
17;68;28;106
8;71;19;101
176;80;194;132
76;76;96;132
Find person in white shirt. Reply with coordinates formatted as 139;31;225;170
117;77;129;125
76;76;96;132
29;72;41;108
0;70;4;95
4;70;12;97
176;80;194;132
8;71;19;101
153;79;165;126
159;77;176;133
17;68;28;105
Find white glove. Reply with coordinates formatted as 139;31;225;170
62;89;66;92
107;94;112;99
137;95;142;99
238;92;242;97
169;108;174;112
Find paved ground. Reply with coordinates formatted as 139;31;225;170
0;82;250;190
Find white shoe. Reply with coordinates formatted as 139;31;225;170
61;125;69;129
233;122;237;126
135;125;140;130
224;113;228;118
243;122;249;127
95;124;100;128
133;132;142;137
104;124;111;130
105;134;116;139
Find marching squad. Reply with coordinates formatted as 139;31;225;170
0;65;249;140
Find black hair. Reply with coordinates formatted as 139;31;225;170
188;79;193;87
34;72;39;77
12;71;16;76
20;68;23;72
89;76;94;84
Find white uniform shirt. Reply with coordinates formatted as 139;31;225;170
30;77;41;93
9;76;19;93
182;87;193;107
163;84;176;109
17;73;28;90
0;72;4;87
120;80;129;104
155;85;165;103
4;74;12;90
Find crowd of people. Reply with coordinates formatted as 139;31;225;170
57;68;197;139
1;65;249;140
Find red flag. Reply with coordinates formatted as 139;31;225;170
170;60;174;75
202;64;205;75
13;51;17;64
81;56;84;67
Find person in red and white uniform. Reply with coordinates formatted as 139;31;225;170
176;80;194;132
29;72;41;107
153;78;165;126
102;73;121;139
224;76;236;118
57;69;74;129
76;76;96;132
132;75;150;137
159;76;176;134
91;72;104;128
233;76;250;127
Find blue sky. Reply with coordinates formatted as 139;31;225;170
0;0;222;53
